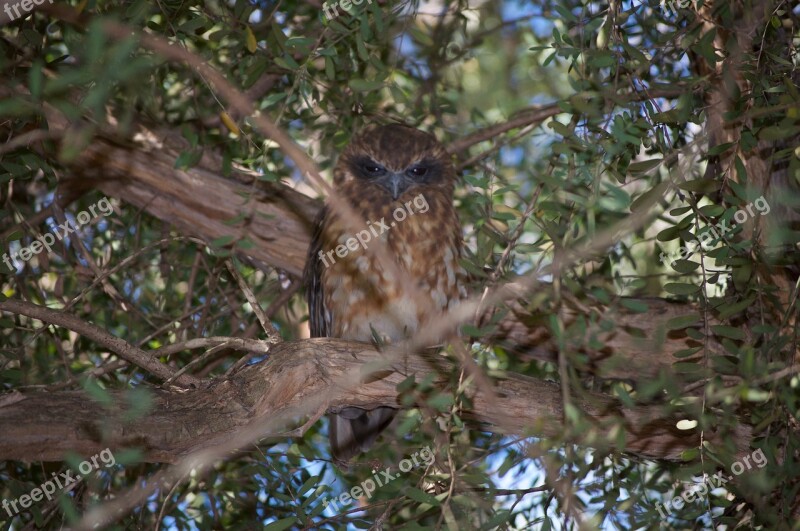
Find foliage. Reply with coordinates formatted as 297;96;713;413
1;0;799;529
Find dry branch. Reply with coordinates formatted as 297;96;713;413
0;299;199;387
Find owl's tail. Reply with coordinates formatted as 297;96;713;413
329;407;396;469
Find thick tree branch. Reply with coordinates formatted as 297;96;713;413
0;338;752;463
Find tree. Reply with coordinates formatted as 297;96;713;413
0;0;797;528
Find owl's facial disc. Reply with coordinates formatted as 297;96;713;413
353;157;437;200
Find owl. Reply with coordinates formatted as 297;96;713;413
305;124;466;468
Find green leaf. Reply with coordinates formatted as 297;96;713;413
666;314;700;330
29;61;43;99
263;92;288;108
82;377;114;408
664;282;700;295
630;186;662;213
628;158;663;174
275;55;300;70
325;56;335;80
620;299;649;313
669;206;691;216
174;150;202;170
396;375;416;393
426;393;453;412
349;79;384;91
699;204;724;216
677;178;720;193
480;510;512;530
711;325;746;340
408;26;434;47
264;518;297;531
706;142;734;157
406;487;440;506
356;33;369;61
298;476;319;496
235;238;255;250
122;388;153;422
673;346;702;358
718;297;756;319
211;235;236;248
672;260;700;273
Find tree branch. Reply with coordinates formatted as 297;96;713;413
0;299;199;387
0;338;752;463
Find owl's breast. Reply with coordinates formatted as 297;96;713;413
318;193;465;343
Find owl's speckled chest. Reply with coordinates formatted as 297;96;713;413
317;187;465;342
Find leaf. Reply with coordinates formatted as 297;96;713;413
396;375;416;393
620;299;649;313
706;142;734;157
426;393;453;412
349;78;383;91
673;346;702;358
275;55;299;70
263;92;288;107
28;61;43;99
235;238;255;250
656;225;682;242
630;186;662;213
628;158;663;174
82;378;114;407
220;112;240;136
699;204;724;216
408;26;433;47
325;56;335;80
677;178;720;193
264;518;297;531
356;33;369;61
480;510;512;530
174;150;202;170
122;388;154;422
406;487;440;506
718;297;756;319
211;235;235;248
666;313;700;330
297;476;319;496
664;282;700;295
245;26;258;53
711;325;746;340
673;361;704;373
672;260;700;274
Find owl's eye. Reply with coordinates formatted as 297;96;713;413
407;166;429;178
361;162;386;176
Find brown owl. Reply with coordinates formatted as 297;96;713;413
305;124;466;468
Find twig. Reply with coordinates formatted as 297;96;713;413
0;299;199;387
225;259;282;342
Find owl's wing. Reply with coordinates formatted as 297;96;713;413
304;206;331;338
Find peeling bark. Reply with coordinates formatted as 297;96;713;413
0;339;752;463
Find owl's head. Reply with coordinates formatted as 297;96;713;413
334;124;457;200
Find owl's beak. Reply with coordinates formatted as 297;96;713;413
388;173;407;200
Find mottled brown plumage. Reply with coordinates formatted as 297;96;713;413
304;124;466;468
